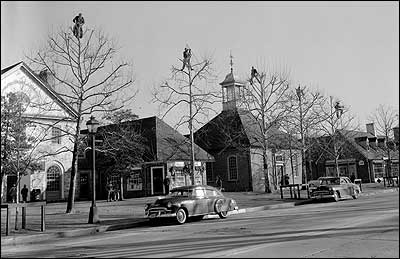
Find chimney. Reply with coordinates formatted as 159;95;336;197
366;123;375;136
394;126;399;144
38;69;56;90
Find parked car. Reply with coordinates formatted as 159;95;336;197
144;185;239;224
307;178;322;192
310;176;361;202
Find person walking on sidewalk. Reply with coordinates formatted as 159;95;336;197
106;182;114;202
114;184;120;201
21;184;28;203
163;177;171;195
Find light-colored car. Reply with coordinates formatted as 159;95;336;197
144;185;239;224
310;176;361;201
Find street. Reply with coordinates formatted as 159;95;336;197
2;191;399;258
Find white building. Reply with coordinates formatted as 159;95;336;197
1;62;78;202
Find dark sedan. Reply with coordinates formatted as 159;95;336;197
144;185;239;224
310;176;361;201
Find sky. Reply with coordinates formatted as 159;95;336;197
1;1;399;134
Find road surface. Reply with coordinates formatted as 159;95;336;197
2;191;398;258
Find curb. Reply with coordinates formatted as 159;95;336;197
2;187;397;247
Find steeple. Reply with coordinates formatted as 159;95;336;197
220;52;245;111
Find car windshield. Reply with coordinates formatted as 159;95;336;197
320;178;340;185
168;189;193;197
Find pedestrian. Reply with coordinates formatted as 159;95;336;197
163;177;171;195
180;47;193;71
21;184;28;203
250;66;258;84
350;174;356;183
73;13;85;39
9;184;17;203
284;174;290;186
114;184;120;201
216;175;223;191
106;182;114;202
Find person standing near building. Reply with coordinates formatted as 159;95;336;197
21;184;29;203
9;184;17;203
106;182;114;202
216;175;223;191
163;177;171;195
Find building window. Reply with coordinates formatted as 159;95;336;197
46;165;61;191
228;156;238;180
373;163;384;180
127;169;142;191
206;162;213;182
51;127;61;144
392;162;399;177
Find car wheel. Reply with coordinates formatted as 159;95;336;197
352;189;359;199
176;208;187;224
218;211;228;219
333;191;340;202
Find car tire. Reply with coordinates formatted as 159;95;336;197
352;189;359;199
333;191;340;202
215;199;228;219
176;208;187;224
218;211;228;219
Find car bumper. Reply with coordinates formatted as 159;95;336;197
145;208;176;219
310;193;335;199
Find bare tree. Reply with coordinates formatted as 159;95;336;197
241;66;291;192
27;24;136;213
280;85;326;184
369;104;399;179
152;48;219;184
314;96;358;177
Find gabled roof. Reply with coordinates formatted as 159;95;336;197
1;61;78;119
338;129;399;161
92;116;214;163
194;109;300;152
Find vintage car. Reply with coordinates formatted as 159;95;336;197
308;178;322;192
310;176;361;201
144;185;239;224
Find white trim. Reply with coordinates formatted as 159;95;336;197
150;166;164;195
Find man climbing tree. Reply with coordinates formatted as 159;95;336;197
181;47;193;71
250;66;258;84
73;13;85;39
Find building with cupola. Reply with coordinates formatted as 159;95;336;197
194;57;303;192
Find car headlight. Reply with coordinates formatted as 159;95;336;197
166;201;172;208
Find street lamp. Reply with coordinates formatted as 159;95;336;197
86;115;100;224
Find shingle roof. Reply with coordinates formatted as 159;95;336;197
95;116;214;163
194;109;301;152
1;61;78;119
338;129;399;161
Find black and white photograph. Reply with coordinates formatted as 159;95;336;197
1;1;399;258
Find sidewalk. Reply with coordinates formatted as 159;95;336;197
1;183;398;247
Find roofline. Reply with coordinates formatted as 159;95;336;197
2;61;79;119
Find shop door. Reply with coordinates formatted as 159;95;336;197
79;173;89;199
151;167;164;195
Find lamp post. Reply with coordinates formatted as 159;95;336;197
87;115;100;224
